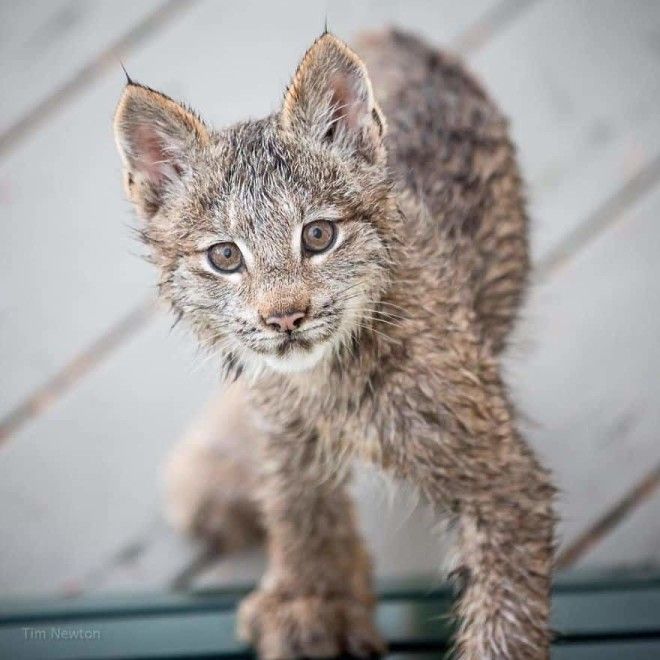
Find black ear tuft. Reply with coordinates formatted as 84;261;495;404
120;61;134;86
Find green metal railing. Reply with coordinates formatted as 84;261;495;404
2;570;660;658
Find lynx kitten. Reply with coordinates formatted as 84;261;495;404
114;29;555;660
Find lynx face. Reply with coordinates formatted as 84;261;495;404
114;34;393;375
164;122;391;375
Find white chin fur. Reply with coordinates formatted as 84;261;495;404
261;342;328;374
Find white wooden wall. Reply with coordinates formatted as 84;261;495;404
1;0;659;596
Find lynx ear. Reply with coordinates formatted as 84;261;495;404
281;33;386;163
113;83;209;219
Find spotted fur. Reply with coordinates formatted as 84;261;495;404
115;29;555;660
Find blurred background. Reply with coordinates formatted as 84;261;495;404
1;0;659;598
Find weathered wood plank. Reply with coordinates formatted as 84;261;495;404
0;0;652;588
0;0;165;138
3;0;660;596
470;0;660;264
0;313;217;595
557;461;660;568
574;491;660;569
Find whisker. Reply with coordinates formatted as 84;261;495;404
361;307;407;321
350;321;401;345
356;314;403;329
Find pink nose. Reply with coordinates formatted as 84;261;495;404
264;310;306;333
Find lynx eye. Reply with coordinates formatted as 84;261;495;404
302;220;336;255
207;242;243;273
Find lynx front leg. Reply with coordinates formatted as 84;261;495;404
378;351;555;660
238;422;384;659
446;459;555;660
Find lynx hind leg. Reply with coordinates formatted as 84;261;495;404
163;381;264;552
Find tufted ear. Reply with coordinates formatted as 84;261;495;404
281;33;386;163
113;83;209;219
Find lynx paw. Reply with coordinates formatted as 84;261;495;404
238;589;385;659
163;437;263;551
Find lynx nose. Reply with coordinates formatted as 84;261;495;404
264;310;306;333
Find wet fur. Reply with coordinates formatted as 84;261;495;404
115;29;555;660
